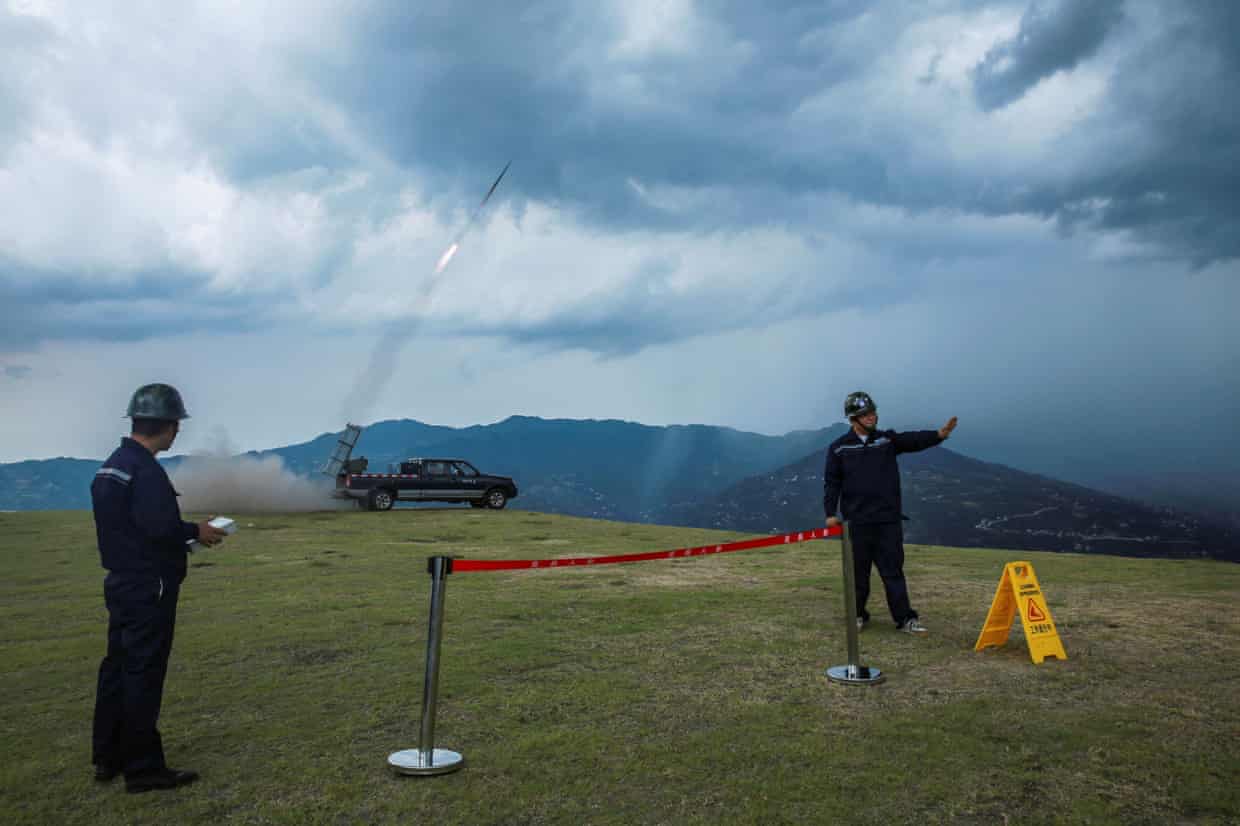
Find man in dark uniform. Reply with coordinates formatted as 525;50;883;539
91;383;228;793
823;391;957;634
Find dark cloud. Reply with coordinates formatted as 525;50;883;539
432;241;917;358
0;260;266;348
1011;2;1240;267
306;1;877;225
305;0;1238;269
194;101;351;185
3;0;1238;357
971;0;1125;111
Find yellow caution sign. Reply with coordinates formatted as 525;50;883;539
974;561;1067;664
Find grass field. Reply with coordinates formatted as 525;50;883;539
1;508;1238;825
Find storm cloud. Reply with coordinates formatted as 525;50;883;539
3;0;1238;354
972;0;1125;111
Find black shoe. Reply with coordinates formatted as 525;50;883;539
125;768;199;794
94;764;120;782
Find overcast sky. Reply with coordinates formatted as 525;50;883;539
1;0;1236;498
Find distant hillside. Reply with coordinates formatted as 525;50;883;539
0;454;197;511
666;446;1240;562
2;416;1234;562
258;415;845;521
0;417;843;517
0;457;100;511
1088;470;1240;530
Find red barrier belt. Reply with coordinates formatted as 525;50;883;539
452;525;842;572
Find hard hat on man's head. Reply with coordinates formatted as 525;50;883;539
844;391;877;419
126;383;190;420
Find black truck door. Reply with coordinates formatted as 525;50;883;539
399;460;424;501
451;461;484;501
421;460;454;501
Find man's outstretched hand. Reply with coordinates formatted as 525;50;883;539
938;416;958;440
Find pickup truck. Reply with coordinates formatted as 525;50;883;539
334;457;519;512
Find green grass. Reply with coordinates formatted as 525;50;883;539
1;508;1238;825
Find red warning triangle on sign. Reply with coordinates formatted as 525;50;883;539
1026;600;1047;622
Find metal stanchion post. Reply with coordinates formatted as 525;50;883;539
388;556;465;775
826;522;885;685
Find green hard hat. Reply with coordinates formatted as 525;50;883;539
126;383;190;420
844;391;876;419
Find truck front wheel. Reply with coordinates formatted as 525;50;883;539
485;488;508;510
369;488;396;511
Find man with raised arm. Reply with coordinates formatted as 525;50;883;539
823;391;957;635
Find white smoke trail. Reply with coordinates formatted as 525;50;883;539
343;323;418;423
341;163;510;423
338;252;442;421
172;431;349;513
341;255;438;421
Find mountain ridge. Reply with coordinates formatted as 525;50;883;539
664;445;1238;561
2;416;1235;561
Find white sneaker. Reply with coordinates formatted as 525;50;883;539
856;616;867;632
901;617;928;634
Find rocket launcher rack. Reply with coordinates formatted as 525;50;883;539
320;423;363;477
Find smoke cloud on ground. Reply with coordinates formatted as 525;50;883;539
173;434;348;513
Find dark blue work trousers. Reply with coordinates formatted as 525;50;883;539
92;572;180;775
850;521;918;626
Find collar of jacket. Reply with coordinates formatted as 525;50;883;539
842;428;887;445
119;436;163;465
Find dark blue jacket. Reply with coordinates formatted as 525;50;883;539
823;428;943;525
91;437;199;581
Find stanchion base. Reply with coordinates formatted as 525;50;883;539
387;748;465;776
826;664;886;685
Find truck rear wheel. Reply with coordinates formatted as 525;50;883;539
369;488;395;511
485;488;507;510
